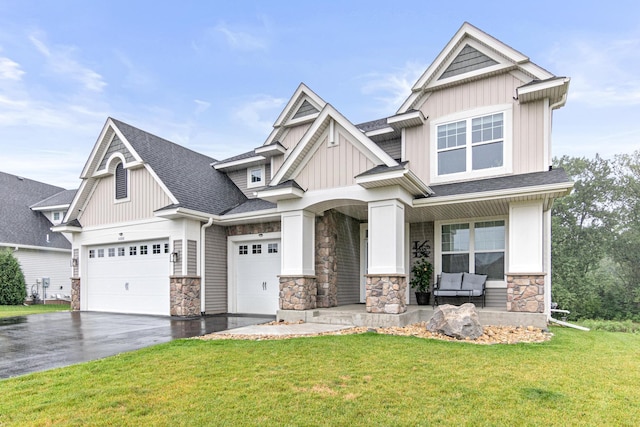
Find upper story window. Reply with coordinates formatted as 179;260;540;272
52;211;65;224
247;165;265;189
115;162;128;200
431;105;511;183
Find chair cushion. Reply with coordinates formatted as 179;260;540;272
461;272;487;292
433;290;459;297
439;272;463;290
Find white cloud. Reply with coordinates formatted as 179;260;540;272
0;57;24;80
548;35;640;107
194;99;211;115
359;61;426;115
28;31;106;92
233;95;285;134
214;22;268;51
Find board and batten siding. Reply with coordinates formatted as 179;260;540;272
335;213;361;305
272;123;313;173
204;225;227;314
12;248;72;299
404;73;547;184
293;130;376;191
79;167;173;227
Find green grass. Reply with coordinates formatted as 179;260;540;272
1;327;639;426
0;304;70;318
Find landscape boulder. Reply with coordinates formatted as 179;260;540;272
426;303;483;340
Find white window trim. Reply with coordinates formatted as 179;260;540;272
430;104;513;184
247;165;266;189
434;217;508;288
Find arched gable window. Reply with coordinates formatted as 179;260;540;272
115;162;128;199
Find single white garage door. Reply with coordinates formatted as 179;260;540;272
235;240;281;315
86;240;170;315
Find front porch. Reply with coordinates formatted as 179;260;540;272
277;303;548;329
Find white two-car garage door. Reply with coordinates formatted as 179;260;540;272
86;240;170;316
234;240;281;315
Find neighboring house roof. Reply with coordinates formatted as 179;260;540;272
30;189;77;210
0;171;71;250
428;168;571;198
109;119;248;216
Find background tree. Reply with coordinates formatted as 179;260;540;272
552;151;640;320
0;249;27;305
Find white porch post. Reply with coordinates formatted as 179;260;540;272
279;210;316;310
506;200;546;313
366;199;407;314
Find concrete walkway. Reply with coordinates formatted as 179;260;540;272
214;322;353;336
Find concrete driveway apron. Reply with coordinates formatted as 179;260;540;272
0;311;272;379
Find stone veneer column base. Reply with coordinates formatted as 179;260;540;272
365;275;407;314
71;277;80;311
170;276;201;317
279;276;317;310
506;274;545;313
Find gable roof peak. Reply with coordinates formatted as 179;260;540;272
397;22;554;114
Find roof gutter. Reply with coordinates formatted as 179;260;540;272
200;217;214;315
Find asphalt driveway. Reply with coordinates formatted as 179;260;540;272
0;311;272;379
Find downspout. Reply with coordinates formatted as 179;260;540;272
200;217;214;315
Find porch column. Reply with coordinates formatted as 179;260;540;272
279;210;317;310
506;201;546;313
366;199;407;314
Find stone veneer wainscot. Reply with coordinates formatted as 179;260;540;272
506;274;545;313
365;275;407;314
170;275;201;317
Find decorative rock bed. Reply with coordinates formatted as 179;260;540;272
196;321;552;345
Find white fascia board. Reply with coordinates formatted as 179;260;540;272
517;77;569;96
271;105;398;186
214;209;280;225
273;83;327;128
6;243;71;253
413;181;574;208
387;110;426;129
80;118;114;179
257;186;305;203
356;169;433;196
31;203;71;212
154;207;213;221
255;144;286;156
50;224;82;233
212;155;266;170
364;126;395;137
285;112;320;127
63;179;89;223
110;123;144;164
399;23;529;114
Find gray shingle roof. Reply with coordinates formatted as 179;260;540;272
0;171;71;250
214;150;260;165
30;189;77;209
428;168;571;198
223;198;276;215
355;162;408;178
356;118;389;132
111;118;247;216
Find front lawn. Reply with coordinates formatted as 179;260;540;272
1;327;638;426
0;304;70;318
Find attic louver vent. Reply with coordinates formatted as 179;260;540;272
439;44;498;80
292;99;319;120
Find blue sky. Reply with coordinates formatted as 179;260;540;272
0;0;638;189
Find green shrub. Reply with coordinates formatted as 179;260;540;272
0;250;27;305
580;319;640;333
